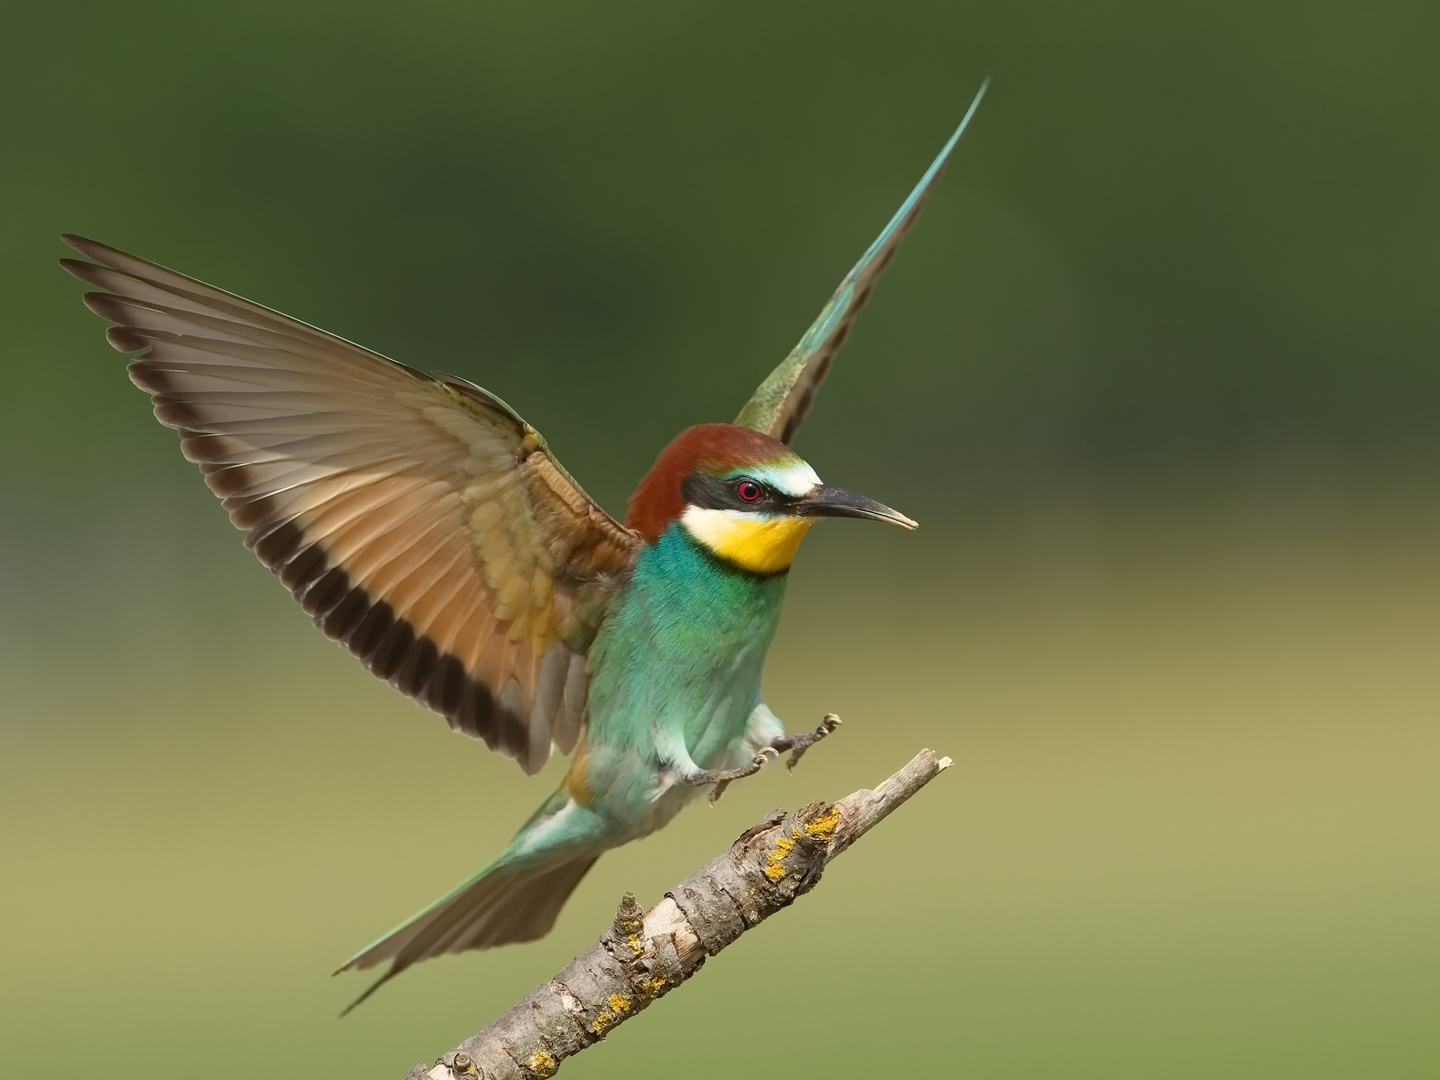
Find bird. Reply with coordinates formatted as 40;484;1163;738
60;82;987;1012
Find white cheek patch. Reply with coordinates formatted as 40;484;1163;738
747;459;821;497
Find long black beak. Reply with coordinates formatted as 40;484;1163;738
795;485;918;529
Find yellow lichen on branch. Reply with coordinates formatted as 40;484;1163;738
764;834;796;881
764;802;839;881
589;992;634;1035
415;750;952;1080
802;804;840;841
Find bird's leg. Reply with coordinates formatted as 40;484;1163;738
682;747;779;804
768;713;842;771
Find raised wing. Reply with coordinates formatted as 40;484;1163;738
61;236;640;774
734;79;989;444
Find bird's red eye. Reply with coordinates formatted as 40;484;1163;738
736;480;762;503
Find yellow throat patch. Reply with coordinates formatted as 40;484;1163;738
681;507;813;574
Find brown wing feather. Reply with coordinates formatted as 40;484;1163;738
61;235;639;774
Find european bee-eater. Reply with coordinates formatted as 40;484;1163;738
62;84;986;1010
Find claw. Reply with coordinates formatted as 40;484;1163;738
708;748;777;804
783;714;843;771
694;747;780;804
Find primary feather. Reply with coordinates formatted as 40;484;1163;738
734;78;989;444
61;235;639;774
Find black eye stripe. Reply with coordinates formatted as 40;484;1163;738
681;473;791;513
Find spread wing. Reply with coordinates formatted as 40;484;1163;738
734;79;989;444
61;235;640;774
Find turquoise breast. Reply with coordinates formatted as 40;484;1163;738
584;523;789;819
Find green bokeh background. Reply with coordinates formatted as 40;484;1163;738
3;2;1438;1077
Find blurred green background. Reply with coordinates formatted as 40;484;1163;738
2;1;1438;1076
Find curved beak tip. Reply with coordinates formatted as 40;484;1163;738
800;485;919;530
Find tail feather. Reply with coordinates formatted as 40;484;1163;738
336;852;599;1015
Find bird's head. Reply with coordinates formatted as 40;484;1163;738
626;423;916;574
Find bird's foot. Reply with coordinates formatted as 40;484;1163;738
684;747;779;804
770;713;842;771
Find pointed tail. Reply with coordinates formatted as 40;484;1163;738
336;851;599;1014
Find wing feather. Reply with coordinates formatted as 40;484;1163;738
734;80;988;444
62;235;638;773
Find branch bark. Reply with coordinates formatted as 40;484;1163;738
401;748;952;1080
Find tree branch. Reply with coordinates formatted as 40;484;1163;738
401;748;952;1080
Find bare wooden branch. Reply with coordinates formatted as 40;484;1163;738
403;748;952;1080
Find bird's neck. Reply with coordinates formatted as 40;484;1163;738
642;521;800;596
630;523;792;629
590;521;790;729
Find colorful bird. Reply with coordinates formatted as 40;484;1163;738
61;83;986;1011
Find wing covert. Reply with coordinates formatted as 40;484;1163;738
61;235;640;774
735;79;989;444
